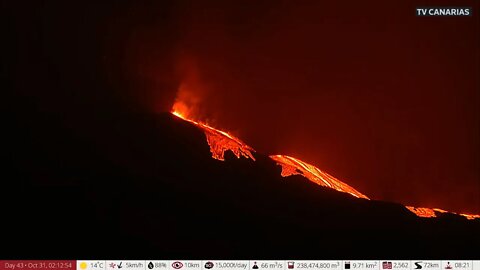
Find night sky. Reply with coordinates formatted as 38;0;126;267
6;0;480;213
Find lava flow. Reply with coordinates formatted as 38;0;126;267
171;110;255;161
270;155;369;199
171;107;367;199
405;206;480;220
405;206;436;218
170;106;479;220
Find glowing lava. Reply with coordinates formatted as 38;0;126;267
460;213;480;220
406;206;480;220
172;111;255;161
270;155;369;199
170;105;478;220
405;206;436;218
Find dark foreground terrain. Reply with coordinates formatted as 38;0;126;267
5;110;480;258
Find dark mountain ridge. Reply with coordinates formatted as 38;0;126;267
5;110;480;258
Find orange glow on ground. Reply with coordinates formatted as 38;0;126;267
170;105;478;220
270;154;369;199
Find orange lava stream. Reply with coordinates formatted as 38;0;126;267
460;214;480;220
170;109;479;220
406;206;480;220
172;111;255;161
405;206;436;218
270;154;370;199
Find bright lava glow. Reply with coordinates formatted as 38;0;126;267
405;206;436;218
172;109;255;161
170;106;479;220
270;155;370;199
406;206;480;220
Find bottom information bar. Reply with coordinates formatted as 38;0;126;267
0;261;478;270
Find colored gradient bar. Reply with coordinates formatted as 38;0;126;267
0;261;478;270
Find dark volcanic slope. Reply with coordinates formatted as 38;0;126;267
6;111;480;258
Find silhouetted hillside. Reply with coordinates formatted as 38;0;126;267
5;110;480;258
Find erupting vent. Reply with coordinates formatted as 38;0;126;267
170;106;479;220
270;155;369;199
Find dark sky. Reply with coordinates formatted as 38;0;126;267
7;0;480;213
